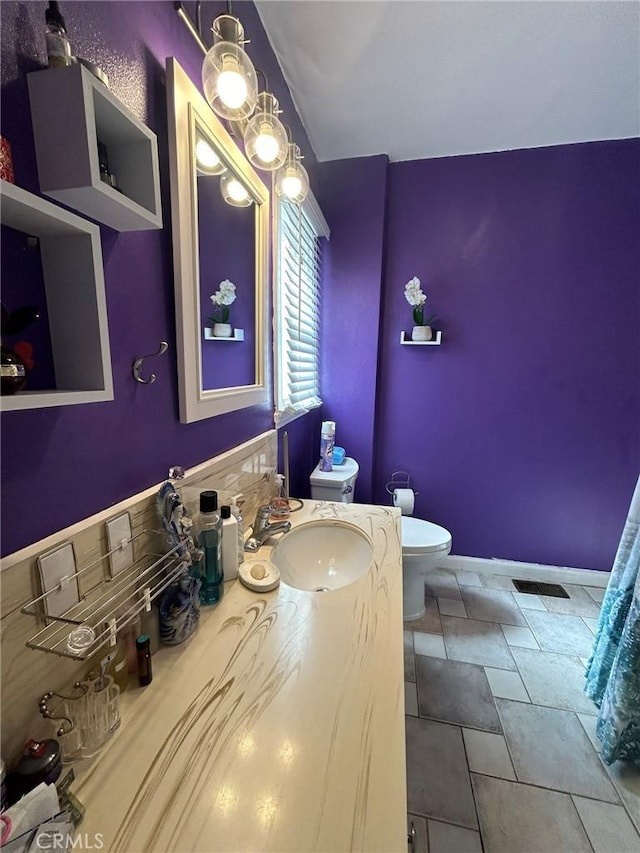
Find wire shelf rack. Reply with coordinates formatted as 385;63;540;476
21;530;188;660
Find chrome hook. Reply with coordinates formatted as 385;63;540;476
133;341;169;385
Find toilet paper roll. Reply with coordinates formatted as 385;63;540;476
393;488;414;516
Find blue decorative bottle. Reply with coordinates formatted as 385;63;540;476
194;490;224;606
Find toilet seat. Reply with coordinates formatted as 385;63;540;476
401;517;451;555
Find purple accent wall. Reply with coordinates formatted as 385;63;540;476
312;155;389;503
0;1;314;556
371;140;640;571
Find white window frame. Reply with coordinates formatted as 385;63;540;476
273;189;330;428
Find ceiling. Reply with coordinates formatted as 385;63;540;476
255;1;640;163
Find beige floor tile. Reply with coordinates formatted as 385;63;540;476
428;819;482;853
425;570;462;601
511;647;597;714
406;716;478;829
405;681;419;716
572;796;640;853
484;667;530;702
523;609;595;657
442;616;516;671
577;712;601;753
404;630;416;682
583;616;599;634
472;774;593;852
462;729;516;780
604;760;640;833
497;699;619;802
584;586;606;604
455;571;483;587
416;656;501;732
414;631;447;659
405;595;443;634
512;591;547;611
437;597;467;618
461;588;527;626
480;574;516;591
500;624;539;649
408;814;428;853
542;584;601;618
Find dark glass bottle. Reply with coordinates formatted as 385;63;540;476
194;490;224;606
136;635;152;686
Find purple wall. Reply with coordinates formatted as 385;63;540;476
312;155;389;503
370;140;640;571
0;1;314;556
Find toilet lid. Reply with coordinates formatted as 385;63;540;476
401;517;452;555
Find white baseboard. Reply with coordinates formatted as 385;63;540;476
443;554;610;588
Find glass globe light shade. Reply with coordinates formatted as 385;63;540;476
195;137;225;175
220;172;253;207
275;144;310;204
243;93;287;171
202;39;257;120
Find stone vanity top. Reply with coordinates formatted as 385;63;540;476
73;500;406;852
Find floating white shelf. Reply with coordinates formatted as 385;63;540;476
27;64;162;232
203;328;245;341
400;330;442;345
0;180;113;411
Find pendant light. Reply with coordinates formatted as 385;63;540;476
195;135;226;175
220;172;252;207
243;92;287;171
274;143;309;205
202;14;258;120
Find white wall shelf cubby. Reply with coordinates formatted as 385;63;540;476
0;180;113;411
27;64;162;232
203;328;245;341
400;331;443;345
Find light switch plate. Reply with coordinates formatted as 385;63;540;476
37;542;80;619
106;512;133;577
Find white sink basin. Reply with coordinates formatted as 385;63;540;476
271;520;374;592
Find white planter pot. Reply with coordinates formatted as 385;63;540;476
412;325;432;342
213;323;232;338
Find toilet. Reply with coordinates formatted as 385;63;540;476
309;458;452;620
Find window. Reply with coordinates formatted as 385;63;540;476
274;191;329;426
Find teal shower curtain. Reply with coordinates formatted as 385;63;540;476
585;474;640;766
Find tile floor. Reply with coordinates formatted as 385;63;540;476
404;569;640;853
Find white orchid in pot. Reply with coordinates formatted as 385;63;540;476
209;279;237;337
404;276;438;342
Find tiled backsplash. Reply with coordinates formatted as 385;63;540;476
0;430;277;763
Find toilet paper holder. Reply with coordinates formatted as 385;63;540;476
385;470;419;498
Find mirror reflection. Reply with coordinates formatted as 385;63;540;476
195;129;256;391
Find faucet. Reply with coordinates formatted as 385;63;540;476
244;505;291;552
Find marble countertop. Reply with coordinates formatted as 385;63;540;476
74;500;406;852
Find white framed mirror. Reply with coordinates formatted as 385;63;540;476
166;57;269;423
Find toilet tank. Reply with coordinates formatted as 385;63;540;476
310;458;359;503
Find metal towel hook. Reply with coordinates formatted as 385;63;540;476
133;341;169;384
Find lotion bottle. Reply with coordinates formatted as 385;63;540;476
230;494;245;564
220;505;239;581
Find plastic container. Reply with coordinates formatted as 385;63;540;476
194;491;224;606
320;421;335;472
221;506;239;581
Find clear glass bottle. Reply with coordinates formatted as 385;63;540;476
45;2;71;68
194;490;224;606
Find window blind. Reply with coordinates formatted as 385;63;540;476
275;197;327;423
